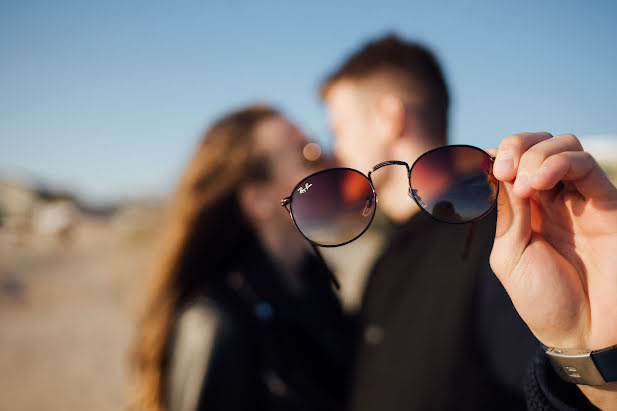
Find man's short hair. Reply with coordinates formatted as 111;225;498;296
320;34;450;144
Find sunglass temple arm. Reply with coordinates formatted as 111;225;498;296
281;195;340;289
310;243;341;290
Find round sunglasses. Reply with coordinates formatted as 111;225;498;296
282;145;499;247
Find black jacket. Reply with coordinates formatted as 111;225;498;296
165;246;351;411
346;209;539;411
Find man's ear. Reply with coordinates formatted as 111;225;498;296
375;94;406;142
237;183;271;224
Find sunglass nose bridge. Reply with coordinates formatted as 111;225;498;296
368;160;411;181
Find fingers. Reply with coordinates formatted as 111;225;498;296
492;132;616;201
491;132;578;279
531;151;617;201
512;133;584;198
491;131;617;278
491;180;531;279
493;132;553;182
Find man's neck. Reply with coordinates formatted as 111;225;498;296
381;134;441;222
377;159;421;223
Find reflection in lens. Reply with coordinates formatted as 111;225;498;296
409;146;498;223
290;169;376;246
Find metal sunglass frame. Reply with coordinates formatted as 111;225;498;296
281;145;499;249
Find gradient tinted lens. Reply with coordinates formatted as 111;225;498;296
409;146;498;223
290;169;376;246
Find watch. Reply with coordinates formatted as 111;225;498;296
543;343;617;385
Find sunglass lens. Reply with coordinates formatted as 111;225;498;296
290;169;376;246
409;146;498;223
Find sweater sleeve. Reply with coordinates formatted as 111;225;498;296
165;298;257;411
524;347;600;411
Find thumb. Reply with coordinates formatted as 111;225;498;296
490;180;531;284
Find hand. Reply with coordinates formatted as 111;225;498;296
489;132;617;406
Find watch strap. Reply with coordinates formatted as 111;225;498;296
591;344;617;383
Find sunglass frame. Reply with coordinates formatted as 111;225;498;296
282;144;499;248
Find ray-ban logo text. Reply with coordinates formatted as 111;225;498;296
297;183;312;194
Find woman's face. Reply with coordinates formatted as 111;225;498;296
246;116;319;226
253;116;315;198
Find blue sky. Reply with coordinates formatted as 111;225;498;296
1;1;616;203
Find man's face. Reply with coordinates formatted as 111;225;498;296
324;80;386;171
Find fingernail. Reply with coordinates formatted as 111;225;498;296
514;172;528;193
494;152;514;177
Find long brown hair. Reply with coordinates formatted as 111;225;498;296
130;104;279;410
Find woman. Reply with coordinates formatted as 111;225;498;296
131;105;350;411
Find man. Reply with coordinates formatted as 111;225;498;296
319;34;611;409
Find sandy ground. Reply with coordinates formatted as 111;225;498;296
0;216;381;411
0;219;153;411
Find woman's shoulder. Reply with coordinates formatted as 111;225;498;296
165;292;257;411
174;296;223;341
172;264;282;350
173;291;252;346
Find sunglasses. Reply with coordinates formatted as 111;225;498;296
281;145;499;248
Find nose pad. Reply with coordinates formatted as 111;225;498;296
362;196;374;217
